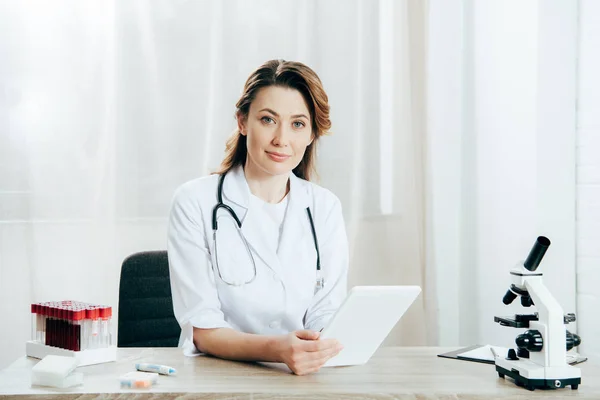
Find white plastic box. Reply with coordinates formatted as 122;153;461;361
26;341;117;366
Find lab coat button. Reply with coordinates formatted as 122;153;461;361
269;320;280;329
272;273;279;281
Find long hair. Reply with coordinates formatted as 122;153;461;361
215;59;331;181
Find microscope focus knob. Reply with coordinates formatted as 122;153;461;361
516;330;543;352
520;296;534;307
566;330;582;351
564;313;577;323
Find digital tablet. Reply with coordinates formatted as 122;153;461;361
320;285;421;367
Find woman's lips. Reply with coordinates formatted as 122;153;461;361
266;151;291;162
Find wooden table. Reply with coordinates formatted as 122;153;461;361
0;347;598;399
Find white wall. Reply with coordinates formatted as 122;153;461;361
576;0;600;360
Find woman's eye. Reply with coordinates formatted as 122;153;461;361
293;121;305;128
261;116;274;124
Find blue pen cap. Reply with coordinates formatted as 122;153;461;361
135;363;177;375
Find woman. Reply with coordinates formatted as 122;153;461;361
167;59;348;375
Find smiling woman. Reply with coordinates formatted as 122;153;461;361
167;60;349;376
217;59;332;185
236;86;315;203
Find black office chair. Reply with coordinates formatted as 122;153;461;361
117;250;181;347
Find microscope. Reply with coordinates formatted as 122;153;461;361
494;236;582;391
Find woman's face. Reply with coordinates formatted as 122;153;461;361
239;85;313;177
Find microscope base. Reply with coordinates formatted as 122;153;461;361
496;365;581;391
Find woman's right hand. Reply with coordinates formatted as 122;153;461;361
275;330;343;375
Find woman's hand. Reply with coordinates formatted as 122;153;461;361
275;330;343;375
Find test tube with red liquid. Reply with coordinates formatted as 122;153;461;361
30;301;113;351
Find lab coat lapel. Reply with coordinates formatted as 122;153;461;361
240;203;282;275
221;165;250;210
222;165;282;274
278;173;314;267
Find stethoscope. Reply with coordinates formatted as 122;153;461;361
212;171;324;294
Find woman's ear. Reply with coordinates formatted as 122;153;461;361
237;113;247;136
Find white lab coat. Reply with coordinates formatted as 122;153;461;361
167;165;349;355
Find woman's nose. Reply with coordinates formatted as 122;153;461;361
272;126;290;146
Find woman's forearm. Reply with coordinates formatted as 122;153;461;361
193;327;282;362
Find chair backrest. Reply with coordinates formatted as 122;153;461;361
117;250;181;347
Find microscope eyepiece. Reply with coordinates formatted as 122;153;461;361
523;236;551;272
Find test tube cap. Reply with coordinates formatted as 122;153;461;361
73;309;85;321
86;307;99;320
99;306;112;319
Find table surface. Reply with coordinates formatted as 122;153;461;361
0;347;598;399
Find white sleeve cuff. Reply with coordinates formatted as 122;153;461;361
188;309;232;330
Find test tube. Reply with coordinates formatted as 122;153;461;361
35;304;42;342
60;307;66;350
52;302;59;347
82;306;90;350
60;306;66;349
64;307;72;350
70;307;75;351
68;306;75;351
76;304;85;349
54;304;61;348
37;303;43;344
59;306;65;349
47;304;54;347
99;306;112;347
53;303;59;348
70;307;77;351
87;306;100;349
31;304;37;342
55;302;73;351
93;306;100;349
30;300;113;351
73;308;84;351
51;302;59;348
40;303;47;345
44;303;49;346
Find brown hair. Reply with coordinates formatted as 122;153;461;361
215;59;331;181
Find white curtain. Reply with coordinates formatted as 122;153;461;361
0;0;430;368
427;0;580;353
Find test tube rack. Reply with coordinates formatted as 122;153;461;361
26;301;117;366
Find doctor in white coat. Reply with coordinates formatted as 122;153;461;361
167;59;348;375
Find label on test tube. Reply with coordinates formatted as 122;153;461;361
135;363;177;376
